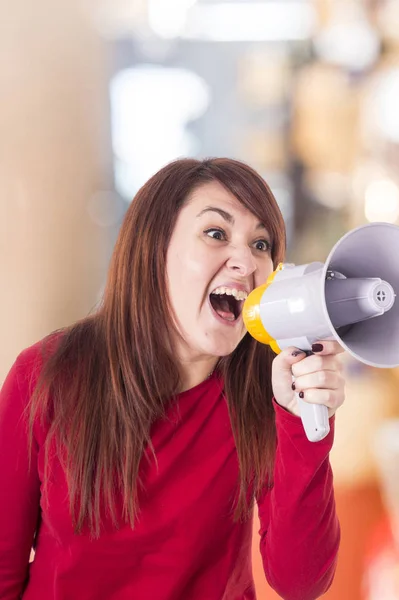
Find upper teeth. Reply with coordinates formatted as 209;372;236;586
211;287;248;300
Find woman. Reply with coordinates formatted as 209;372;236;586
0;158;344;600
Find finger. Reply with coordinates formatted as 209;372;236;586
310;340;345;356
272;347;308;375
293;370;342;392
298;388;345;411
292;354;343;378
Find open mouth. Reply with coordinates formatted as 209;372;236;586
209;287;248;322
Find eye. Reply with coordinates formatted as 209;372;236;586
204;228;227;241
253;239;272;252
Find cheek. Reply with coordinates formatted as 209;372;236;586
166;248;212;309
183;241;219;276
173;246;221;288
254;258;274;287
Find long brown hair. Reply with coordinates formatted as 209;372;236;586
29;158;286;537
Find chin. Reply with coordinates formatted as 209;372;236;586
201;335;244;358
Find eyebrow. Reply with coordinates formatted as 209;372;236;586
196;206;269;233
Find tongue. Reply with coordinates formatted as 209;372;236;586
216;309;235;321
215;298;235;322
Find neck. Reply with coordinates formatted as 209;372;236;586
177;357;219;393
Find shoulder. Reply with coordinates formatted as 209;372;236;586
0;333;59;430
14;330;65;392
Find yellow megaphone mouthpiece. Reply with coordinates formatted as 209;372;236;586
242;265;283;352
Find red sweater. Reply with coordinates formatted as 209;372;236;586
0;341;339;600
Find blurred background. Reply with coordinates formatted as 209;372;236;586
1;0;399;597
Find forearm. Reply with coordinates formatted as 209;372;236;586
257;401;340;600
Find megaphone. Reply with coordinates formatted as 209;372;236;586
243;222;399;443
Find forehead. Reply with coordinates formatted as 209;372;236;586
186;181;256;219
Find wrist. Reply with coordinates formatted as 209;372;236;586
274;396;301;417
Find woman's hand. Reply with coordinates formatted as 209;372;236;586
271;341;346;418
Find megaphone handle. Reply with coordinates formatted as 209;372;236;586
296;393;330;442
292;351;330;442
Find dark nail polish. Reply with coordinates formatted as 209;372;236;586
299;391;304;399
312;343;324;353
291;382;296;391
292;350;303;357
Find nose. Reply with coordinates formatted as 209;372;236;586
226;245;257;277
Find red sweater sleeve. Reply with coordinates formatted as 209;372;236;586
257;399;340;600
0;353;41;599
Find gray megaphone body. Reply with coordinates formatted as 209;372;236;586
243;222;399;442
